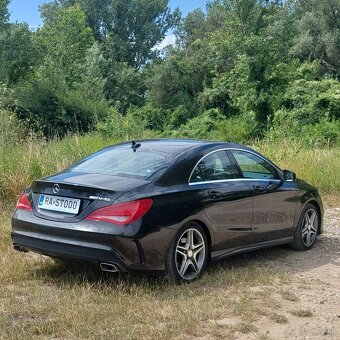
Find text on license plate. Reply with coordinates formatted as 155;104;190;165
38;194;80;214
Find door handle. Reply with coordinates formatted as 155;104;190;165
266;181;280;191
207;190;223;199
252;185;266;193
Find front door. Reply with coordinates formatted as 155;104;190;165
229;150;298;243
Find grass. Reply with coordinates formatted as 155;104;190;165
254;140;340;197
280;289;299;302
0;131;340;203
0;132;111;200
269;313;289;324
0;203;296;339
0;121;338;338
290;309;313;318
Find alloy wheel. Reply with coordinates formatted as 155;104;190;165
301;208;318;247
175;228;206;280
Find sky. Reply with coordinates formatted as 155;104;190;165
8;0;208;28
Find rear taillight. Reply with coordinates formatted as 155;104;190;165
85;198;153;225
16;192;32;211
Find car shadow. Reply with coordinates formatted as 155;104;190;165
208;233;340;275
30;233;340;292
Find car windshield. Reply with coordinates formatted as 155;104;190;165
70;146;168;179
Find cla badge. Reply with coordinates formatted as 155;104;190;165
53;184;60;194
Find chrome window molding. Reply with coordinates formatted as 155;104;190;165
188;148;283;185
189;178;282;186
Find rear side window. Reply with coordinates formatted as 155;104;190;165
231;150;279;180
190;150;236;183
71;147;167;179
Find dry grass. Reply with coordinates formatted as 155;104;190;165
280;289;299;302
254;142;340;197
269;313;289;324
290;309;313;318
0;200;338;338
0;130;339;202
0;134;339;338
0;203;296;339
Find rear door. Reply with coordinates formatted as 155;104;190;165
189;150;253;254
229;149;297;243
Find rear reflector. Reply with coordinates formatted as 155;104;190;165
85;198;153;225
16;192;32;211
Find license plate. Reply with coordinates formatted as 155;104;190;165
38;194;80;214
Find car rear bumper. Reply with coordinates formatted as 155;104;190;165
12;233;133;271
11;210;175;271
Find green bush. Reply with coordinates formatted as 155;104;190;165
300;120;340;147
61;88;108;133
13;79;109;137
0;85;31;143
216;114;258;144
168;109;222;139
169;105;195;128
266;78;340;146
97;107;154;141
128;104;168;131
266;117;340;147
280;79;340;124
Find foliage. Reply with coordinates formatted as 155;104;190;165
291;0;340;75
0;0;9;27
14;78;108;137
266;78;340;147
37;4;94;86
59;0;177;67
169;109;223;139
279;79;340;123
128;104;169;131
0;0;339;143
216;114;258;144
103;61;146;113
97;107;154;140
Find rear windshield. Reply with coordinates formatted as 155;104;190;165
70;146;168;179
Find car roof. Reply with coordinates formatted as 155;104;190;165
116;138;246;155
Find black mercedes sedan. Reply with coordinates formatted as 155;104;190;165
12;139;323;283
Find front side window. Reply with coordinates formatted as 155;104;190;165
190;151;236;183
232;150;279;180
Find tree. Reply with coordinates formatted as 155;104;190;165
0;0;9;27
176;9;207;47
58;0;175;68
37;4;94;86
59;0;112;41
291;0;340;76
5;23;37;84
0;0;10;82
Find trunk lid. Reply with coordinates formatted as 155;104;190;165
30;171;149;222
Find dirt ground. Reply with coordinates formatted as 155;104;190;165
238;208;340;340
0;206;339;339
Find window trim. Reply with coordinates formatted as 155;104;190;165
229;149;281;181
188;148;283;185
188;149;236;184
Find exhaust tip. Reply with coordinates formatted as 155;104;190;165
100;262;119;273
13;244;29;252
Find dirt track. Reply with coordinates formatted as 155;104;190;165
244;208;340;339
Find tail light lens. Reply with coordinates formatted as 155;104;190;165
16;192;32;211
85;198;153;225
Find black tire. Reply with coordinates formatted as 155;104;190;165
290;204;319;251
165;222;208;284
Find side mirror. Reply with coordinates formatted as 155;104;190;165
283;170;296;182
